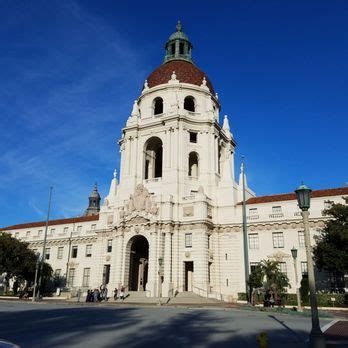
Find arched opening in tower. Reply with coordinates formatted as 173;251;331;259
144;137;163;179
188;151;199;177
184;96;195;112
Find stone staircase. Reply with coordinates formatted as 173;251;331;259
166;291;223;305
112;291;167;304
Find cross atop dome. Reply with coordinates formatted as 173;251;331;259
164;21;193;64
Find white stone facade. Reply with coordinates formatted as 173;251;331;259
1;25;347;301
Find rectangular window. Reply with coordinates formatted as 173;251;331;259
68;268;75;287
85;244;92;257
26;231;31;238
301;261;308;275
72;246;78;258
63;227;69;234
38;230;43;238
57;247;64;259
82;268;91;287
55;269;62;277
248;233;259;249
298;231;305;248
249;208;258;215
279;262;287;275
225;253;228;260
226;279;229;286
102;265;110;285
15;232;19;238
77;225;82;233
107;240;112;253
185;233;192;248
45;248;50;260
250;262;260;273
50;228;55;235
189;132;197;143
272;206;282;214
91;224;96;230
272;232;284;248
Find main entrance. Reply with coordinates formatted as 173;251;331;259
128;235;149;291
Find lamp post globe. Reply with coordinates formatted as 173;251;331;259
291;247;298;259
295;183;312;211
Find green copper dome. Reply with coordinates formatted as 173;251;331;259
164;21;193;64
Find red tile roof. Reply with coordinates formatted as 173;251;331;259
238;187;348;205
0;215;99;231
146;60;215;94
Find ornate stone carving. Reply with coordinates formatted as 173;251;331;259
124;184;158;217
183;206;194;217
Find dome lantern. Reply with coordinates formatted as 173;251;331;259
164;21;193;64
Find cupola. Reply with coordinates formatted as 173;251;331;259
164;21;193;63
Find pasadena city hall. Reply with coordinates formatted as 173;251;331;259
1;22;347;301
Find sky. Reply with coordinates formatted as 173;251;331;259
0;0;347;227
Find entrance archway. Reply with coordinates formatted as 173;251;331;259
127;235;149;291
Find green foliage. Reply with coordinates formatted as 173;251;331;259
247;259;291;305
313;197;348;275
248;264;263;290
238;292;348;307
0;232;52;284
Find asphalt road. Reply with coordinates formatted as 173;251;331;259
0;302;332;348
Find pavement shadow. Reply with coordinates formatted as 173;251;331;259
0;304;311;348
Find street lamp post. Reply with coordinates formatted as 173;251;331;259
295;183;326;348
158;257;163;305
32;252;40;303
291;246;302;312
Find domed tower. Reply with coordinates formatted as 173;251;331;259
85;184;101;216
101;22;249;299
117;21;237;204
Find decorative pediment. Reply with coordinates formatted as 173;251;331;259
121;184;158;219
124;214;151;225
267;251;291;261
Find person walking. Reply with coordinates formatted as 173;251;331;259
120;285;125;300
113;288;118;301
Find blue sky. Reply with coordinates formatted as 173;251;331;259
0;0;347;226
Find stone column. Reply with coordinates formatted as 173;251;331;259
146;230;157;297
162;231;173;296
114;232;124;288
195;228;209;295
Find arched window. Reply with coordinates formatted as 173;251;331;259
188;152;199;177
184;96;195;112
153;97;163;115
144;137;163;179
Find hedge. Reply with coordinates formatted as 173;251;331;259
237;292;348;307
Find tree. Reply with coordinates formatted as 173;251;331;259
248;264;263;305
248;259;291;305
313;197;348;291
0;233;52;292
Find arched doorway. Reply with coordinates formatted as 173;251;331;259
127;235;149;291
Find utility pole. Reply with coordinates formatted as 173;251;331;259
241;157;250;303
36;186;53;300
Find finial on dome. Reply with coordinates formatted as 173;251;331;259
113;169;117;179
176;20;182;32
202;76;207;86
144;80;149;90
171;71;177;80
215;92;219;100
131;100;139;117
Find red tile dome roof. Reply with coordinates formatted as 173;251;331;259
145;60;215;94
